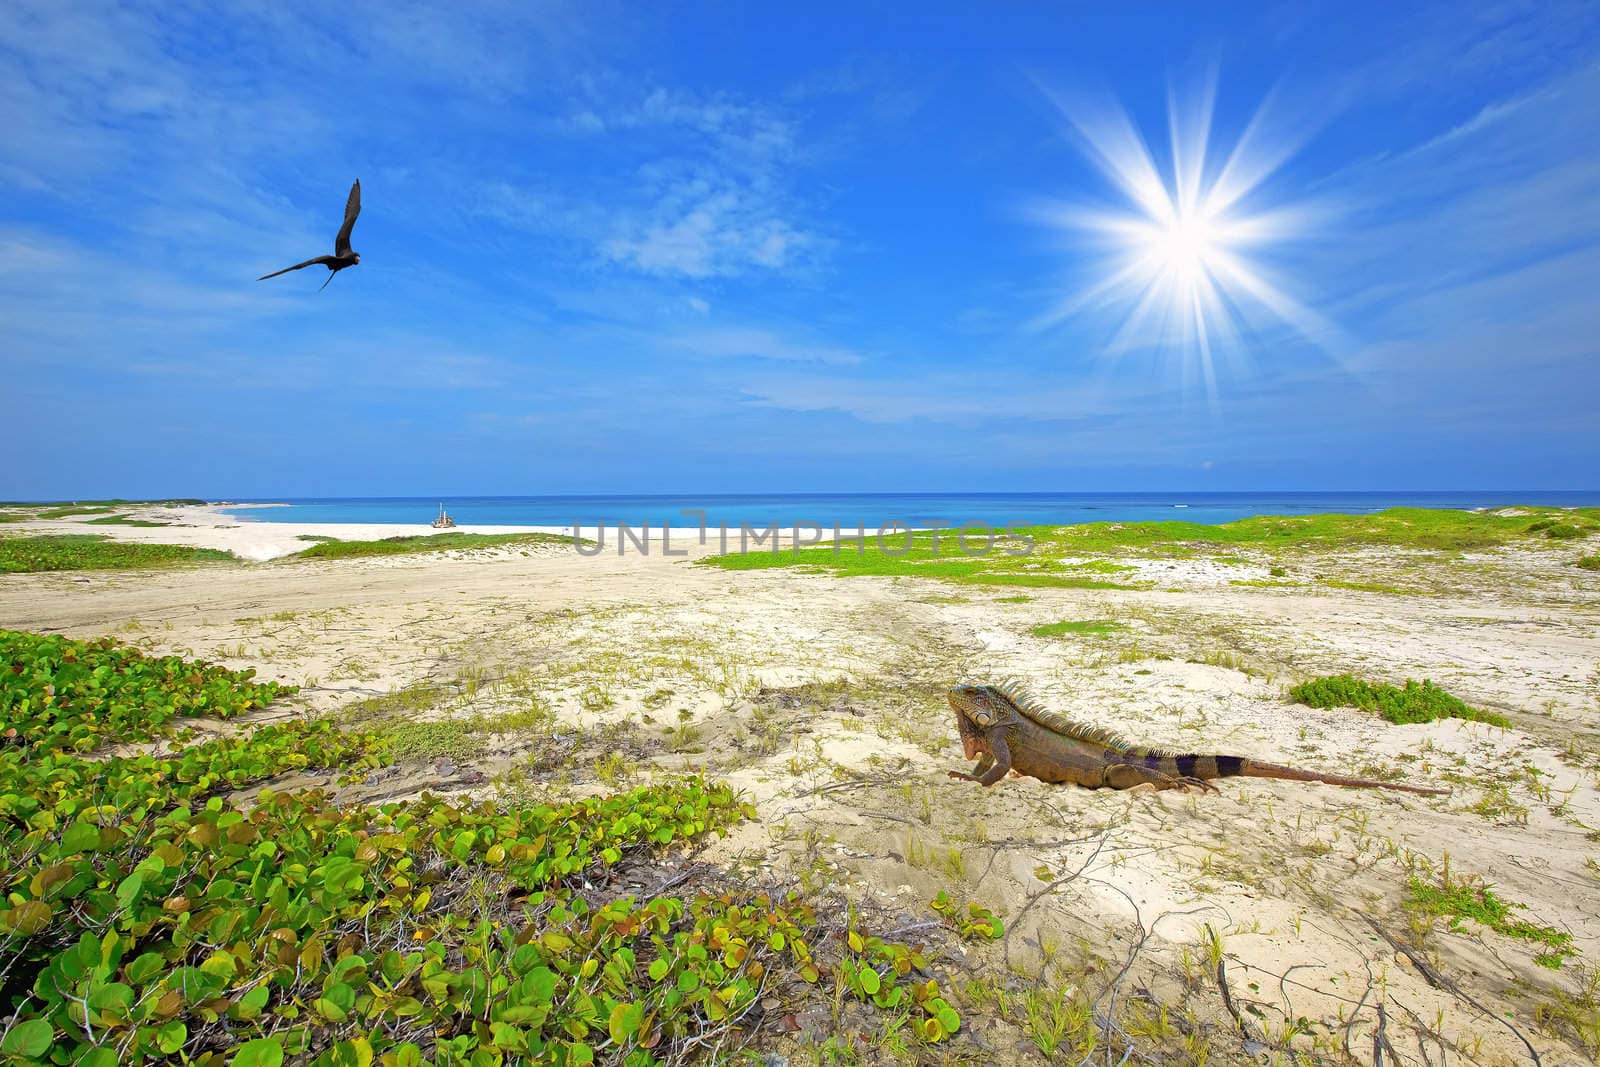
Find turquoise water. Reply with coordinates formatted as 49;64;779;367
221;492;1600;529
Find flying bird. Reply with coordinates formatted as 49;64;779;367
258;179;362;291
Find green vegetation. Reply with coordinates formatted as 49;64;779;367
1408;873;1575;969
1577;555;1600;571
701;506;1599;586
705;533;1144;590
1322;579;1426;595
1;629;293;754
0;630;967;1064
1029;619;1127;638
0;535;236;574
85;514;173;527
1288;674;1511;728
929;892;1005;941
1527;519;1592;540
1545;525;1589;540
287;531;584;560
0;498;205;510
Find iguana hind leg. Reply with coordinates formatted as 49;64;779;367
1103;763;1217;793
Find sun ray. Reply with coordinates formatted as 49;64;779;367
1031;76;1333;402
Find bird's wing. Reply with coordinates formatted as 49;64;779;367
334;179;361;256
259;255;336;280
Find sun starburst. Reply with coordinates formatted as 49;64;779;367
1031;75;1336;405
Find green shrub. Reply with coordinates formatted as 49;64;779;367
1577;555;1600;571
1543;524;1591;540
1288;674;1510;728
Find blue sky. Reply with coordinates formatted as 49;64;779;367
2;1;1597;498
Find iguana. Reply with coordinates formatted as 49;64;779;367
947;683;1448;796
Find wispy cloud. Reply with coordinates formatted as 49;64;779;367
667;326;864;365
486;85;829;279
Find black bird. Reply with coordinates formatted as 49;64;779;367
258;179;362;291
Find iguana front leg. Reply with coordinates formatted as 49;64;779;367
948;752;996;783
1102;763;1219;792
950;729;1012;786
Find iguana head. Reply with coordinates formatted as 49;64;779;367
947;684;1024;758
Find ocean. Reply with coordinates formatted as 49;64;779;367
219;491;1600;530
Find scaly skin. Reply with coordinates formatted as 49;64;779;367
947;683;1449;796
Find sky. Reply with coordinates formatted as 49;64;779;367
2;0;1597;498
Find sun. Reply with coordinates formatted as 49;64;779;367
1148;206;1219;285
1030;75;1334;405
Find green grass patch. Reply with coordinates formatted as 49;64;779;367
1408;874;1576;969
1057;558;1137;574
1030;619;1128;638
286;531;585;560
1323;579;1427;595
1577;555;1600;571
295;533;340;543
959;572;1141;590
0;630;971;1064
1289;674;1511;728
0;534;236;573
700;506;1584;587
84;514;172;527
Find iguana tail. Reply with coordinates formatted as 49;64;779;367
1237;758;1448;796
1136;752;1448;795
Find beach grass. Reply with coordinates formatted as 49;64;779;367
700;506;1598;584
1578;555;1600;571
83;514;172;527
1288;674;1512;728
284;530;585;560
0;534;236;573
1030;619;1128;638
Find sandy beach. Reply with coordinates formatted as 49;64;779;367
3;504;1598;1065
